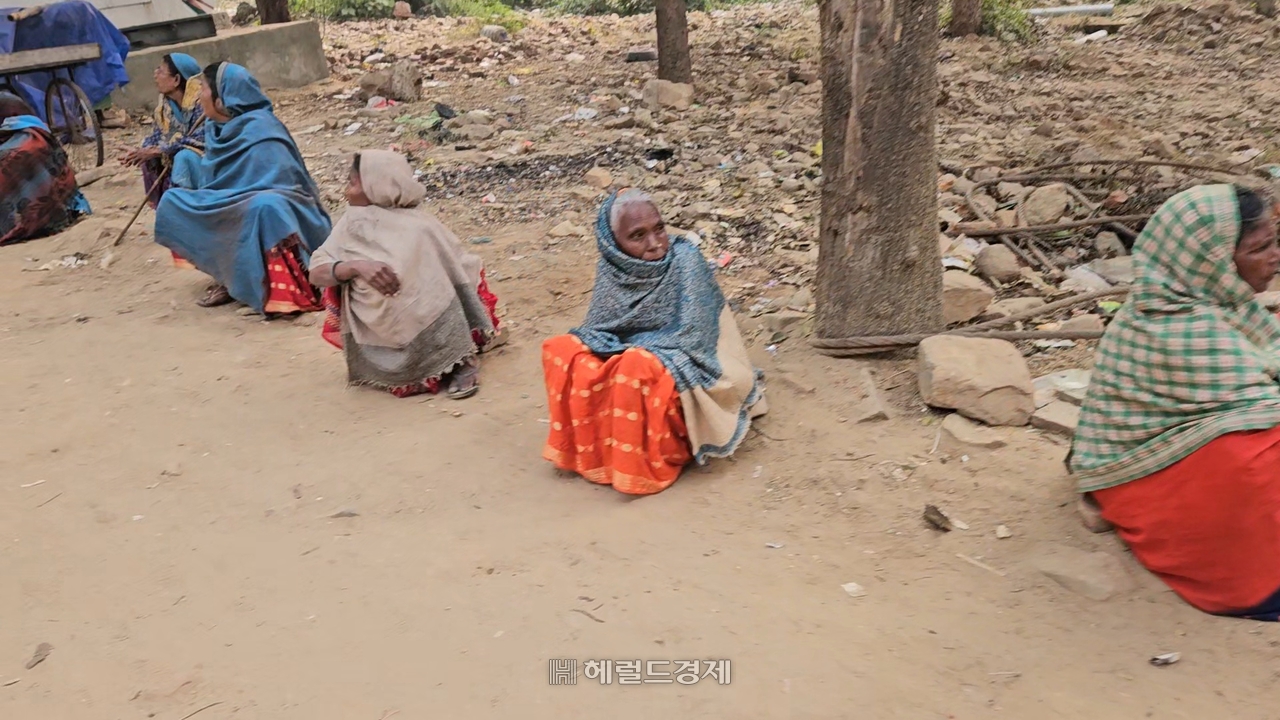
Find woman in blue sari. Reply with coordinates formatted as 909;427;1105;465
120;53;206;211
155;62;329;313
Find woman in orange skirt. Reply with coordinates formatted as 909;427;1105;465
543;190;766;495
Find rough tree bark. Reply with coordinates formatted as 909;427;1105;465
815;0;942;341
949;0;983;37
655;0;693;84
256;0;291;24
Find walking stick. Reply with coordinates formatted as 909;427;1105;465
112;117;206;248
111;167;169;247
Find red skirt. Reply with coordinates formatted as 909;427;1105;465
263;236;322;314
1093;425;1280;618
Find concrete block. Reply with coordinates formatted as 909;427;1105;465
112;21;329;113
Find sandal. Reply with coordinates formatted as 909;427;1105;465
446;361;480;400
197;284;233;308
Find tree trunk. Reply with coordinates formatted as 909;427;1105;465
815;0;942;341
655;0;692;84
949;0;983;37
257;0;291;24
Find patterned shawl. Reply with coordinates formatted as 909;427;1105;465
573;193;726;392
145;53;206;158
1071;184;1280;492
0;114;91;245
310;150;495;389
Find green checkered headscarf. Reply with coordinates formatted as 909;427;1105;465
1071;184;1280;492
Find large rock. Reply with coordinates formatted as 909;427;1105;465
1031;401;1080;435
942;271;996;325
1031;543;1134;601
918;337;1035;426
1022;184;1073;226
975;244;1022;284
584;167;613;189
480;24;510;42
455;124;495;141
388;61;421;102
643;79;695;111
1033;369;1091;408
941;413;1007;449
357;71;392;101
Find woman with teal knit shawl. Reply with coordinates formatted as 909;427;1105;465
542;190;767;495
155;62;330;315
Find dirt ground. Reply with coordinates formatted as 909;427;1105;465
6;2;1280;718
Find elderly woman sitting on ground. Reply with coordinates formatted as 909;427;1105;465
0;92;91;246
541;189;767;496
1071;184;1280;620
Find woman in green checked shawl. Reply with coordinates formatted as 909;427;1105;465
1072;183;1280;619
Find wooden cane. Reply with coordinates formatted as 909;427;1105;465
112;167;170;247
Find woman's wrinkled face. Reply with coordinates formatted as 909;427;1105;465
613;202;670;261
346;162;370;207
1234;211;1280;293
155;62;182;95
199;80;230;122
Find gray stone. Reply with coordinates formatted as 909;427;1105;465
854;369;892;424
358;71;392;101
480;24;510;42
1061;314;1105;334
643;79;695;111
975;244;1022;284
1033;369;1091;408
918;337;1036;426
940;413;1007;449
942;271;996;325
1032;543;1133;601
1062;266;1113;293
1090;256;1135;285
996;182;1030;202
1031;401;1080;435
984;297;1046;320
455;124;496;141
1022;184;1073;226
584;167;613;189
763;311;807;335
786;288;813;311
388;61;421;102
1093;231;1128;258
549;221;587;238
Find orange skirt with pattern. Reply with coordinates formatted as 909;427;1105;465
542;334;692;495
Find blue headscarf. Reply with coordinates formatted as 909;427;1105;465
155;63;331;313
571;192;726;392
166;52;201;79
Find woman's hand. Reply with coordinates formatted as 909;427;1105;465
119;147;163;167
348;260;400;296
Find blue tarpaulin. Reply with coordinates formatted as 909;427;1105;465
0;1;130;121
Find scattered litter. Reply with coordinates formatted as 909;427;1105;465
573;107;598;121
469;236;493;245
752;465;763;478
1032;339;1077;350
716;252;734;268
956;553;1007;577
24;642;52;670
841;582;867;598
2;678;18;687
1075;29;1109;44
923;504;953;532
507;75;519;86
1150;652;1181;667
343;122;363;135
38;253;87;271
996;524;1013;539
765;542;784;549
132;515;144;521
19;480;45;488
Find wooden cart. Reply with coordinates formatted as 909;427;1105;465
0;42;106;170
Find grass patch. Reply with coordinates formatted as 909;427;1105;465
939;0;1033;41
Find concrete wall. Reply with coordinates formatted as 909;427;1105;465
112;21;329;113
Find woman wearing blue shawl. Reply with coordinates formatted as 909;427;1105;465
155;62;329;314
542;190;767;495
121;53;206;212
0;92;92;246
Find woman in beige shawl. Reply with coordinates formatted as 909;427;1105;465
309;150;501;399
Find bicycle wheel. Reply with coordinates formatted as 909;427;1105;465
44;77;104;172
